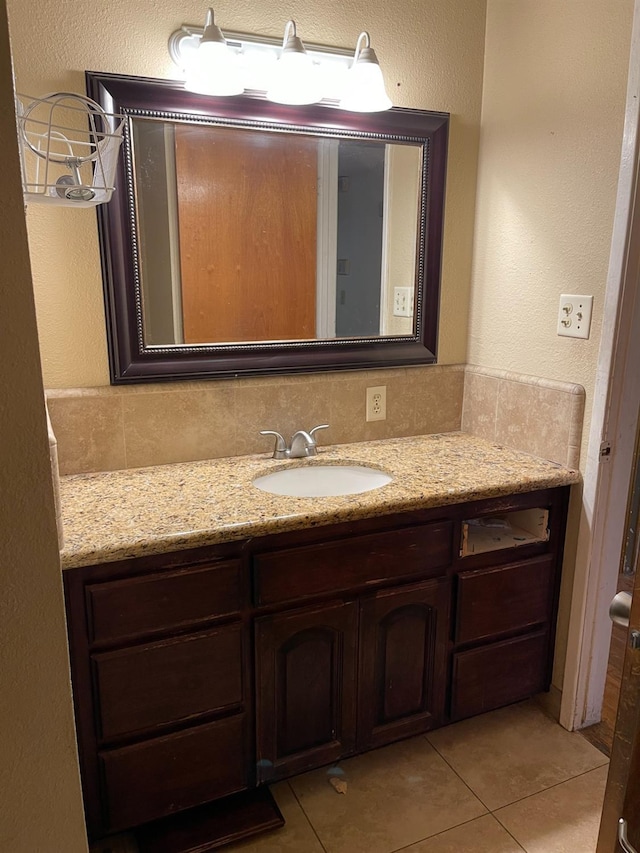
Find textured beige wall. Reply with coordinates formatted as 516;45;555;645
6;0;487;387
469;0;635;697
468;0;634;470
0;1;87;849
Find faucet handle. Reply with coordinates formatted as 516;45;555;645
309;424;329;441
259;430;288;459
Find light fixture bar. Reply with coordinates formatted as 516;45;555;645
169;25;354;102
169;18;392;110
169;26;353;65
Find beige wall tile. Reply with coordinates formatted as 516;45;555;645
567;445;581;469
462;370;499;441
494;380;574;465
47;393;126;474
413;367;465;435
235;376;332;457
463;367;586;468
122;386;236;468
47;364;581;473
329;375;368;445
494;765;608;853
569;391;586;449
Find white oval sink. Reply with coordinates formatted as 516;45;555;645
253;464;393;498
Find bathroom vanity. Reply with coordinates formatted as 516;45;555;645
60;433;579;849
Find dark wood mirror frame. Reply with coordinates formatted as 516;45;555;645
87;71;449;384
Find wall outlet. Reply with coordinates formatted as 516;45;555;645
366;385;387;421
393;286;413;318
557;294;593;339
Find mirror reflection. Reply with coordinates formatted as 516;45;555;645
131;118;422;347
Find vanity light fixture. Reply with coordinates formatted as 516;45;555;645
340;32;392;113
183;8;244;96
265;20;323;106
169;14;392;111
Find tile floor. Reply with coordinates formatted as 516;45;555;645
100;700;610;853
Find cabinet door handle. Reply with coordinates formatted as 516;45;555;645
619;818;638;853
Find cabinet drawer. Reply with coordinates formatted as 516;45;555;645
455;556;554;644
254;522;453;606
87;560;242;644
100;714;247;832
451;630;549;720
93;624;243;741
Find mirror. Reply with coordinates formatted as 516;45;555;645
88;72;449;382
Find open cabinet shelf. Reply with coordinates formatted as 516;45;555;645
460;507;550;557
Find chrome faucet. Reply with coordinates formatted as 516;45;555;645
260;424;329;459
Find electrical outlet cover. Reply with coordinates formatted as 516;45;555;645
366;385;386;421
557;294;593;339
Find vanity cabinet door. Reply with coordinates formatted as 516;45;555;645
357;579;450;750
255;600;358;783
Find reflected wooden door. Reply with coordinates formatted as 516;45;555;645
174;125;317;344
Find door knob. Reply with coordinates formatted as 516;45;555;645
619;818;638;853
610;592;632;628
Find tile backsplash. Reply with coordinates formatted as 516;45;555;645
47;365;465;475
462;365;585;470
46;363;585;476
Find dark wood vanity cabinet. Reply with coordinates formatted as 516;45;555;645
357;579;450;751
64;550;251;838
255;600;359;782
63;486;570;843
255;578;450;783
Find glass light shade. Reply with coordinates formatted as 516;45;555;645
340;59;392;112
266;50;323;105
266;21;323;105
184;9;244;97
185;40;245;96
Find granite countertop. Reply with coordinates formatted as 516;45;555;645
59;432;581;570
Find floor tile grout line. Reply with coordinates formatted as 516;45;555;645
492;820;529;852
286;780;330;853
278;726;608;853
422;732;493;813
387;813;527;853
488;762;610;815
423;729;609;814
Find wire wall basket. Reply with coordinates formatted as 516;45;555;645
16;92;125;207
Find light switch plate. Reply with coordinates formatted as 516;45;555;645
393;287;413;318
557;294;593;339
